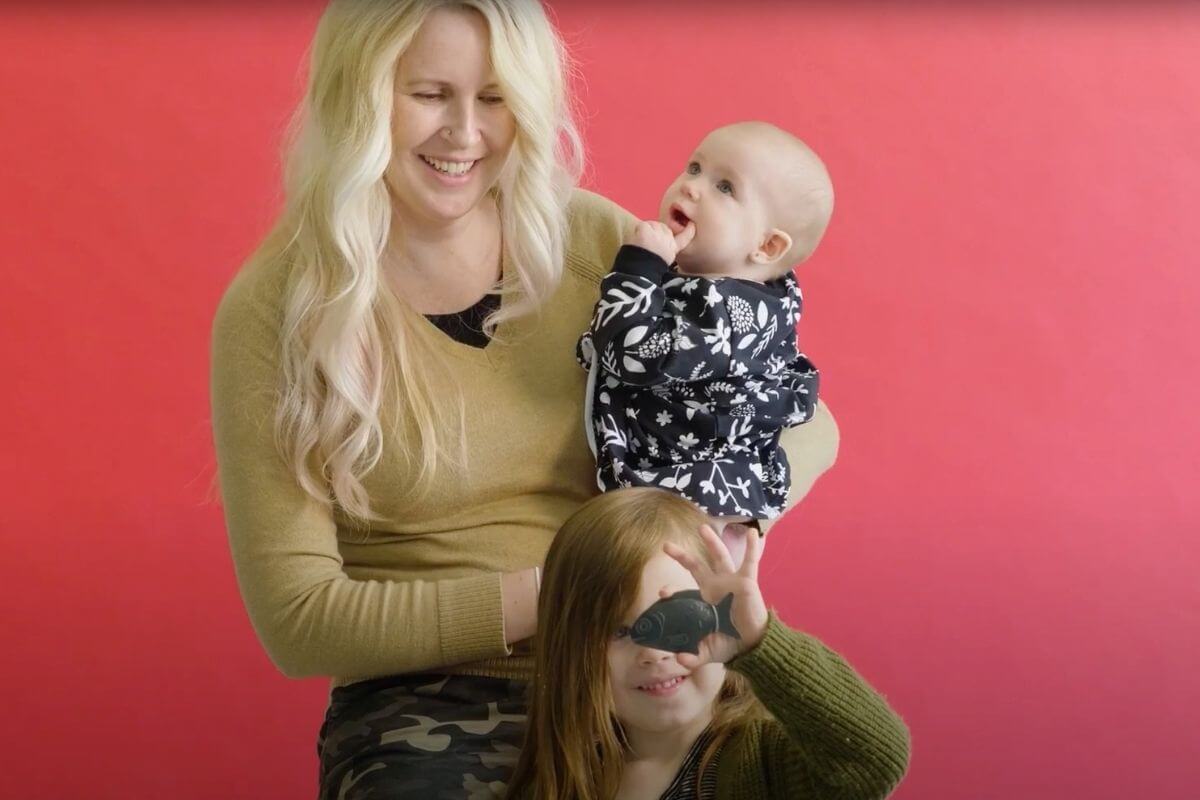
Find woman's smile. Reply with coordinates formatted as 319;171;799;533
417;153;480;185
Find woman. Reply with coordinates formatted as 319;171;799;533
210;1;839;797
508;488;910;799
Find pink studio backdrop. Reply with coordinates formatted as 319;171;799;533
2;3;1197;798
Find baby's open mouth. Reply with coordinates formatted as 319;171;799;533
670;206;692;227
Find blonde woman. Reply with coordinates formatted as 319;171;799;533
210;1;839;796
508;488;910;800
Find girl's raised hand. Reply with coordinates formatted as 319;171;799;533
663;523;769;668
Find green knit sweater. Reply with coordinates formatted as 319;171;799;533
509;614;910;799
712;613;911;799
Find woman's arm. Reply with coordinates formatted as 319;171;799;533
724;614;911;799
758;399;839;536
210;267;523;680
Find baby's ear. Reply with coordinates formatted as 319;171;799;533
752;229;793;265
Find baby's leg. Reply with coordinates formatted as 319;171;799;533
711;515;764;570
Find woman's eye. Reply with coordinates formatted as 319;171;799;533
613;625;631;640
716;179;734;195
686;162;700;175
414;93;444;101
479;95;504;106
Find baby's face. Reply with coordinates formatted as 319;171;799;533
658;128;780;277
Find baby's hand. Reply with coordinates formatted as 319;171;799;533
628;220;696;265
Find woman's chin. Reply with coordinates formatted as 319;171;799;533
389;166;498;225
404;189;487;226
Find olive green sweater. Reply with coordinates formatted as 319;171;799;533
509;614;910;800
711;613;911;799
210;189;840;690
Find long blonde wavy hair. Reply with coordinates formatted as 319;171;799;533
508;488;769;800
244;0;582;520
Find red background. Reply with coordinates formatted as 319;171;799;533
3;3;1198;797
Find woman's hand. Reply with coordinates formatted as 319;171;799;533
663;523;769;667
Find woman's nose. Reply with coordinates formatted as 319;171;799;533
443;102;481;149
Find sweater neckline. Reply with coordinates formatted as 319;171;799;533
424;292;500;350
413;250;515;366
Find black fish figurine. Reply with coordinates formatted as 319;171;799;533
622;589;741;655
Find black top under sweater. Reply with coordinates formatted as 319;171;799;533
425;292;500;348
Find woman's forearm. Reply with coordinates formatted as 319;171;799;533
501;566;540;644
759;399;839;535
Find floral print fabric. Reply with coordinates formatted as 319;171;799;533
578;245;819;519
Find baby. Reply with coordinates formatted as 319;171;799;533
578;121;834;524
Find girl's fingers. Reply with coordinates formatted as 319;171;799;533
698;523;737;574
663;541;708;579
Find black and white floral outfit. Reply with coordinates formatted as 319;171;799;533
578;245;819;519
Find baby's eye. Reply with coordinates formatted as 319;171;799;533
686;161;701;175
716;179;734;195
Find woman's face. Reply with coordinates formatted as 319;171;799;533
387;7;517;228
607;551;727;737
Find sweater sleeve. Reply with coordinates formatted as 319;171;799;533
587;245;732;386
209;267;509;680
757;399;839;536
723;614;912;799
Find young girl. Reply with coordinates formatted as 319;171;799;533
507;488;910;799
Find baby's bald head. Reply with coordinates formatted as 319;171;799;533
707;121;834;269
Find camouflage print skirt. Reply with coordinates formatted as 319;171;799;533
317;673;528;800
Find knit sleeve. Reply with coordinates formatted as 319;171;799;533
722;614;911;799
210;265;509;680
563;188;639;285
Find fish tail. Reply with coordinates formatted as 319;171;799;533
715;593;741;640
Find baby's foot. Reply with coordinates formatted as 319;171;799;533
716;519;758;569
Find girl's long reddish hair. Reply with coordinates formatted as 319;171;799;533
507;488;765;799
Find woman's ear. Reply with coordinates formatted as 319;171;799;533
751;229;793;265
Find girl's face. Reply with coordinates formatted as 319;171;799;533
607;552;727;737
387;7;517;228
